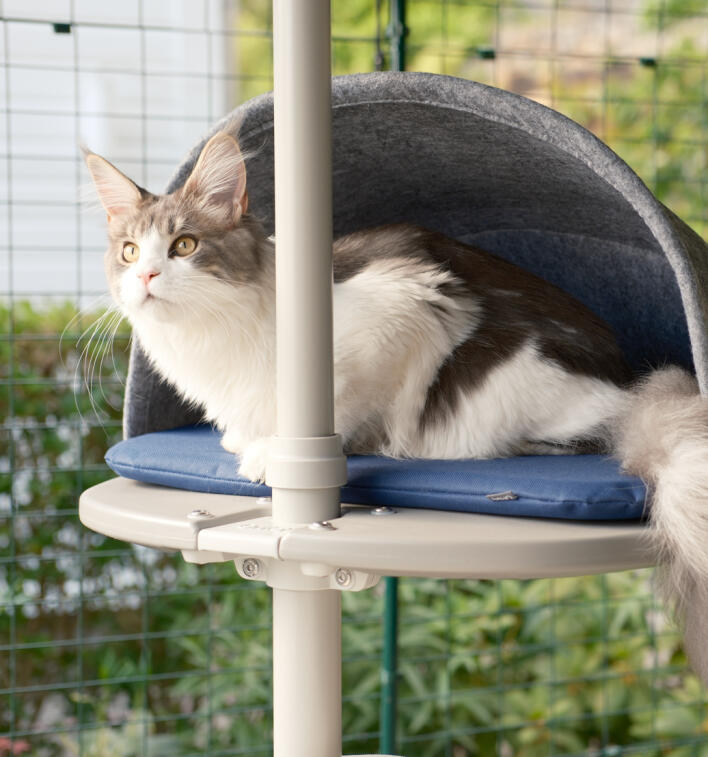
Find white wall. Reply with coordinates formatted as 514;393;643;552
1;0;237;303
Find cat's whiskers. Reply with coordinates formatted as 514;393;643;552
181;277;269;357
93;310;126;413
75;309;113;399
183;285;272;380
110;320;132;387
180;298;220;342
85;317;110;416
190;295;263;361
74;323;104;424
167;277;237;338
74;305;124;428
79;311;114;421
60;293;113;370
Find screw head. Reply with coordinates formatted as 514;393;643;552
371;506;396;516
241;558;262;578
309;520;336;531
187;509;213;521
334;568;352;587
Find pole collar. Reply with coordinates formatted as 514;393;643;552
266;434;347;490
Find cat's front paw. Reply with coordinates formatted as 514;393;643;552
221;429;244;454
238;437;270;483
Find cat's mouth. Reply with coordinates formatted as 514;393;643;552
136;291;179;317
142;290;167;304
130;291;166;312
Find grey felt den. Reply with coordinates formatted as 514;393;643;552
123;71;708;438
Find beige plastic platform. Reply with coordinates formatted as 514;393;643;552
79;477;655;579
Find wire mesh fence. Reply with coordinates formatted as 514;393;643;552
1;0;707;755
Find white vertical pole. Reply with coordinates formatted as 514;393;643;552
273;0;334;442
271;0;343;526
271;2;344;756
272;589;342;757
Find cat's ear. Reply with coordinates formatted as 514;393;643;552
84;149;143;223
182;132;248;226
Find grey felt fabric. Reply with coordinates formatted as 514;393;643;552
123;72;708;439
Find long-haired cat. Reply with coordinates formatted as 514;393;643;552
85;131;708;681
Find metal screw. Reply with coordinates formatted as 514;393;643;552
309;520;336;531
187;509;213;520
241;558;262;579
334;568;352;587
371;506;396;516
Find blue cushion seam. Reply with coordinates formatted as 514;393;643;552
343;483;643;507
108;460;644;507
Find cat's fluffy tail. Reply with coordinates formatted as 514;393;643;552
614;366;708;679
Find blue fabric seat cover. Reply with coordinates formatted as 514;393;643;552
106;426;647;521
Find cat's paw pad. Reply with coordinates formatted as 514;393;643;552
238;438;270;483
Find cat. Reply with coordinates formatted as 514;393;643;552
85;130;708;681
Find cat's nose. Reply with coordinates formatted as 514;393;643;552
139;271;160;287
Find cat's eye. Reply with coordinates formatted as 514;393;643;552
171;235;198;257
122;242;140;263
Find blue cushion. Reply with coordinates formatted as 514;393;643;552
105;426;647;521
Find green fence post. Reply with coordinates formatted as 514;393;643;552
380;6;407;754
388;0;407;73
380;576;399;754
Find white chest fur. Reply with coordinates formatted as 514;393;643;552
132;290;277;448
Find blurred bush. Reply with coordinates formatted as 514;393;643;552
2;300;706;755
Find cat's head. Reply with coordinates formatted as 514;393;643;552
85;132;264;323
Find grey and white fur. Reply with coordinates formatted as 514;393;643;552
85;131;708;682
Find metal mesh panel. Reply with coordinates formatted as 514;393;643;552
1;1;707;755
0;2;390;754
393;2;708;752
405;0;708;238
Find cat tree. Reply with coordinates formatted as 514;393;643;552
79;1;708;756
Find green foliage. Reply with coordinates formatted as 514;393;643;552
53;711;181;757
2;308;707;752
0;302;669;757
233;0;389;101
642;0;708;27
